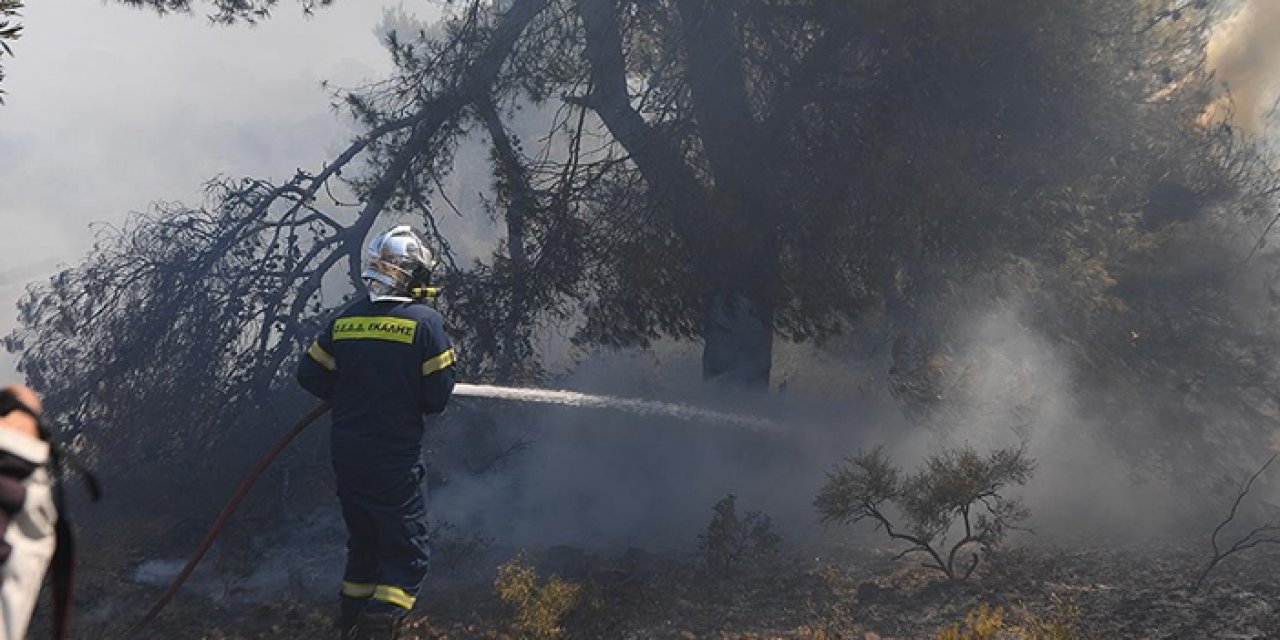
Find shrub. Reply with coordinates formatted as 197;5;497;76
937;598;1083;640
937;603;1008;640
494;552;584;640
815;445;1034;580
1019;596;1084;639
699;494;782;573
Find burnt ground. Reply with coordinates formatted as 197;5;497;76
42;529;1280;640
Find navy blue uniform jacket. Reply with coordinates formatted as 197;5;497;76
297;297;456;471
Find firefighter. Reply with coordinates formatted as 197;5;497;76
298;226;456;640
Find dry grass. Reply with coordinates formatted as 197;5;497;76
936;597;1082;640
494;552;586;639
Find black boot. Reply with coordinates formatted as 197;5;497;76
336;596;367;638
349;610;404;640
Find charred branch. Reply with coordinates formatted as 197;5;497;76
1191;454;1280;592
477;97;534;383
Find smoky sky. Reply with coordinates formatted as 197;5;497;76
0;0;409;376
1208;0;1280;132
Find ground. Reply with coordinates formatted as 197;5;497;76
45;527;1280;640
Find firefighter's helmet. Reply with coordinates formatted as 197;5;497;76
362;226;437;301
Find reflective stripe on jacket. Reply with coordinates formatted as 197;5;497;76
297;297;456;470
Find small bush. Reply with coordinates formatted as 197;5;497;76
937;598;1082;640
815;444;1034;580
494;552;584;640
1019;596;1083;639
937;603;1008;640
699;494;782;573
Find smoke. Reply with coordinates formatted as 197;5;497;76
427;345;887;550
885;305;1195;540
130;299;1262;603
421;296;1260;555
1207;0;1280;132
22;3;1280;598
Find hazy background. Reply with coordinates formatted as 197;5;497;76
0;0;408;376
1207;0;1280;135
4;0;1280;558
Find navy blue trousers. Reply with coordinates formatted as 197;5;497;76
334;463;430;616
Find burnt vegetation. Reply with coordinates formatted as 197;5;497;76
1192;453;1280;592
6;0;1280;637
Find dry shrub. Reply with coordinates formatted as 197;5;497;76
1018;597;1084;640
937;603;1009;640
937;597;1083;640
494;552;584;639
795;565;862;638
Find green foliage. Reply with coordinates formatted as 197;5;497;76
813;446;901;525
698;494;782;573
113;0;331;24
494;552;584;640
899;447;1035;544
0;0;21;104
4;185;337;476
816;445;1035;580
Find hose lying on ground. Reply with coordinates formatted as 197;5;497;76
122;402;331;639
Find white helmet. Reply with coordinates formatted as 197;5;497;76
362;225;438;301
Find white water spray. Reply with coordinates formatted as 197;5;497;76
452;383;778;432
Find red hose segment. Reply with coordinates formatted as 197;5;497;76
122;401;331;638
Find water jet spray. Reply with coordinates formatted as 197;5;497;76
123;384;774;636
453;383;778;431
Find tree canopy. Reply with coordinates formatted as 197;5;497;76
0;0;22;104
116;0;332;23
7;0;1280;488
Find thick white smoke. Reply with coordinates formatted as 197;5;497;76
1207;0;1280;132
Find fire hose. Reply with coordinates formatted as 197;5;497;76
119;384;771;637
122;401;331;638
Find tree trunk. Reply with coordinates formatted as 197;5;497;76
578;0;780;388
676;0;779;389
702;294;773;387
